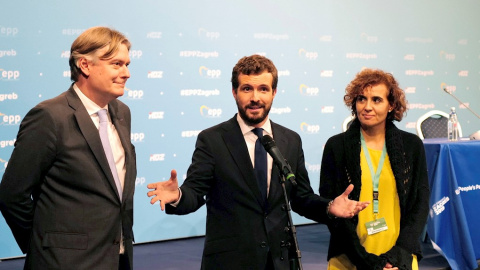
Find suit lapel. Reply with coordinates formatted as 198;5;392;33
222;117;266;208
66;88;121;202
267;122;287;206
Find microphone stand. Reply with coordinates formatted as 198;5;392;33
443;87;480;140
443;88;480;119
279;174;303;270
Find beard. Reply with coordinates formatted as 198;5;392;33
236;100;272;126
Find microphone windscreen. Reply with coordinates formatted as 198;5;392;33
261;135;275;150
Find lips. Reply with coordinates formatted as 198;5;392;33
362;114;374;119
247;103;264;110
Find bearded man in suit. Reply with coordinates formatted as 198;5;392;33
147;55;367;270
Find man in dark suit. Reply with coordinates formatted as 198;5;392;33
0;26;136;270
147;55;367;270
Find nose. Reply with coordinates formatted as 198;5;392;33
251;89;260;101
121;65;130;79
364;100;372;110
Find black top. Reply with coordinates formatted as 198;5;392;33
319;119;430;270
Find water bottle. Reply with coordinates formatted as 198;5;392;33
448;107;459;141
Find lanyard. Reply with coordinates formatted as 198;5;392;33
360;132;386;214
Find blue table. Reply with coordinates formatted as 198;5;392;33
424;138;480;270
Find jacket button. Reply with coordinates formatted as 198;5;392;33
260;241;267;248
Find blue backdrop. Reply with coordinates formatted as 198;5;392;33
1;0;479;259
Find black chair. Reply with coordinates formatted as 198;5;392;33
416;110;462;140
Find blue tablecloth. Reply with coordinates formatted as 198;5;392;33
424;138;480;270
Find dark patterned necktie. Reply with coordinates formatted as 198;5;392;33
252;128;267;200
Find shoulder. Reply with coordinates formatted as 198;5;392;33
395;127;423;145
388;123;424;155
325;132;347;147
26;91;70;119
271;120;300;141
199;116;238;136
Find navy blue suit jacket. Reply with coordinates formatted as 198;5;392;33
166;115;329;270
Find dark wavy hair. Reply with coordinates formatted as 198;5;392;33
344;68;407;122
231;55;278;92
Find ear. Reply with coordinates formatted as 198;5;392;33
272;88;277;97
232;88;237;99
78;58;91;77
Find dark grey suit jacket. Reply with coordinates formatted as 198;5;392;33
0;86;136;269
166;115;329;270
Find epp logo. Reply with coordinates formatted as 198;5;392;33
131;133;145;142
439;51;455;61
199;66;221;78
135;177;146;186
0;69;20;80
306;162;320;172
299;84;319;96
360;33;378;43
298;48;318;60
200;105;222;118
0;112;21;125
125;88;144;99
198;28;220;39
129;50;143;59
0;26;18;36
300;122;320;134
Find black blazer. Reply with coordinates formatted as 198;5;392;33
0;86;136;269
166;115;329;270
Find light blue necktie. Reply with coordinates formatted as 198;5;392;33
98;109;122;200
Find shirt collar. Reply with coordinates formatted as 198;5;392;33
73;83;108;116
236;113;273;138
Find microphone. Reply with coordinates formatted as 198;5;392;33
443;87;480;140
443;87;480;119
261;135;297;186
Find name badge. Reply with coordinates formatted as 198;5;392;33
365;217;388;235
